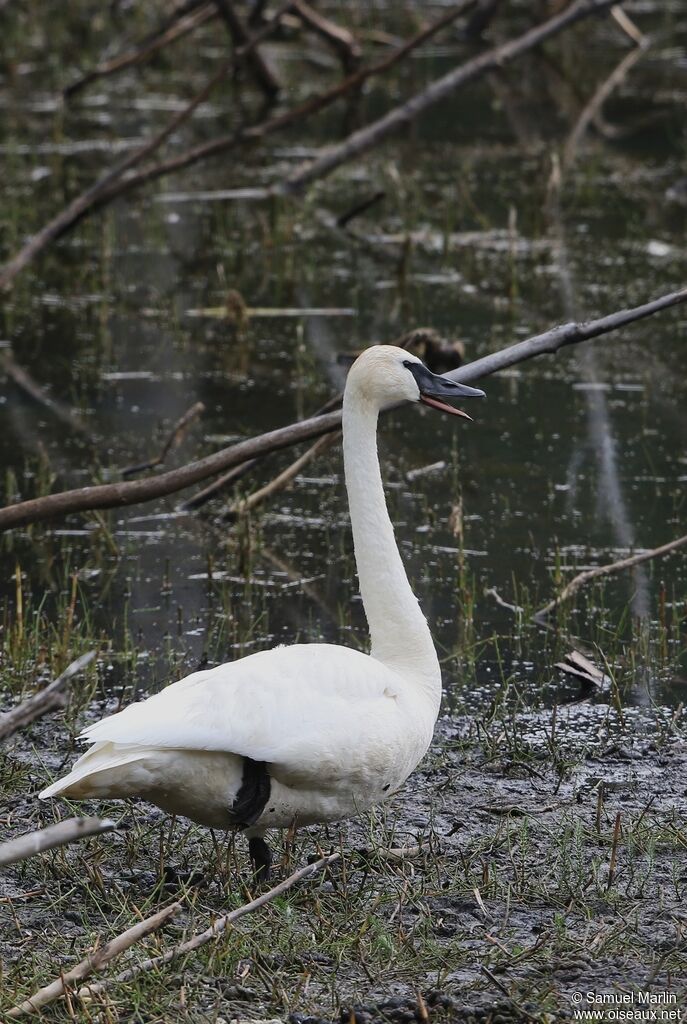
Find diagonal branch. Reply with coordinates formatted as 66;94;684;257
0;651;97;741
535;533;687;620
0;286;685;533
277;0;617;195
7;902;181;1017
0;1;476;292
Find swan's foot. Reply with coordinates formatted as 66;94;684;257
248;836;272;883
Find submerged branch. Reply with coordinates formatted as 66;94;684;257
0;349;90;437
0;286;685;533
121;401;205;478
64;2;216;99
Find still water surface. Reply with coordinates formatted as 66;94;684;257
0;4;685;710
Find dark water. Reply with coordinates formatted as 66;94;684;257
1;3;686;711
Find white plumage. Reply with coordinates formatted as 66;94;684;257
40;345;484;875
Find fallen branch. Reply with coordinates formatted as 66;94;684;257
278;0;617;195
563;37;648;169
0;286;686;532
223;431;338;519
0;57;233;292
0;1;477;292
535;533;687;620
6;902;181;1018
214;0;280;97
121;401;205;478
76;844;419;997
64;1;216;99
291;0;361;71
0;817;116;868
77;851;342;995
0;651;97;741
1;349;90;437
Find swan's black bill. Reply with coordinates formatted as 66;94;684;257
404;360;486;420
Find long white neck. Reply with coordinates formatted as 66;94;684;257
342;387;441;712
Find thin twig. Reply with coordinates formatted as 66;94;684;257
0;652;97;741
214;0;280;97
607;812;623;889
611;4;646;46
6;903;181;1017
64;2;216;99
0;285;686;533
535;533;687;620
223;432;338;519
78;852;342;995
0;58;233;292
121;402;205;478
563;38;648;169
0;817;116;868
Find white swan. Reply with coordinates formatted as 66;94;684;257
40;346;485;877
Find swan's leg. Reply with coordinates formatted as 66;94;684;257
248;835;272;882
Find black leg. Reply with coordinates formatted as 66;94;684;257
248;836;272;883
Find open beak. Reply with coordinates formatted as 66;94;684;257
405;361;486;420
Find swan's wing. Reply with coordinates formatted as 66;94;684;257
80;644;410;785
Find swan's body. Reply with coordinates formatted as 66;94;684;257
40;346;484;874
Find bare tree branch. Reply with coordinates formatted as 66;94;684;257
79;852;342;995
0;817;116;868
64;2;216;99
214;0;280;97
1;349;90;437
291;0;361;71
0;652;97;741
0;1;477;292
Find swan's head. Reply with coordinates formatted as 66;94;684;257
346;344;485;419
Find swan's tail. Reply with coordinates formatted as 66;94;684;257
39;742;151;800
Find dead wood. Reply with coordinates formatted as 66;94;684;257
0;285;685;533
464;0;504;38
0;651;97;741
7;902;181;1017
337;190;386;228
64;2;216;99
214;0;280;97
121;401;205;478
0;2;476;292
223;431;338;519
535;534;687;620
278;0;618;195
0;58;233;293
0;817;116;869
0;349;90;437
291;0;361;71
563;38;648;169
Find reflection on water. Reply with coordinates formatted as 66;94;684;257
0;4;685;710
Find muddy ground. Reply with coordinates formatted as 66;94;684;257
2;698;686;1021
